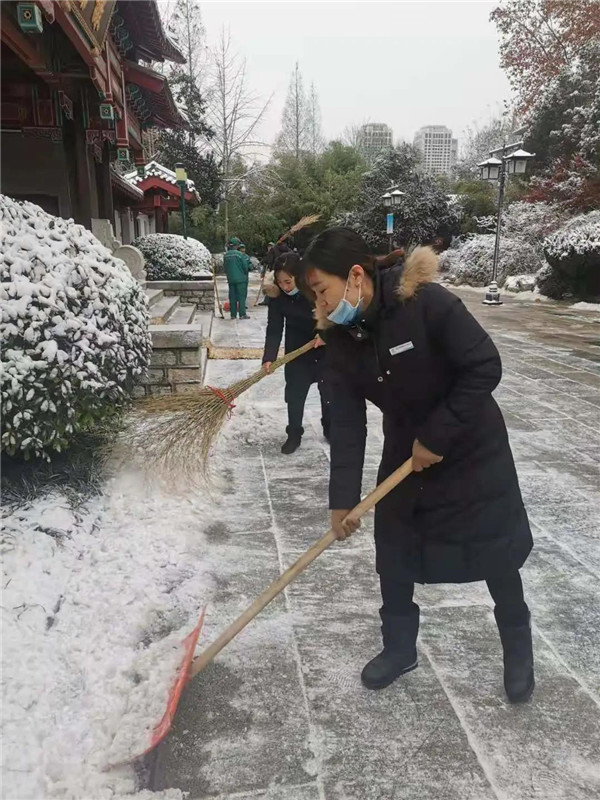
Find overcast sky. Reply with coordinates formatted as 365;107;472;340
198;0;512;151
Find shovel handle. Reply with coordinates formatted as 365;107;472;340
189;457;413;678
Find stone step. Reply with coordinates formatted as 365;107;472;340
168;303;197;326
196;310;214;340
150;324;204;350
145;288;164;308
149;295;180;325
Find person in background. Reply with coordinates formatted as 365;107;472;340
262;252;329;454
239;243;253;272
238;243;254;312
297;227;534;703
264;238;291;273
224;236;250;320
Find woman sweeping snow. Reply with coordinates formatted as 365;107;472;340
262;252;329;454
298;227;534;702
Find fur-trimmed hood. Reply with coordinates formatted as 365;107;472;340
314;245;439;330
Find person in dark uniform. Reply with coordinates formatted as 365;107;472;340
298;227;534;703
262;252;329;454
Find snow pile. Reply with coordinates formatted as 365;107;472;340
1;470;212;798
504;274;538;293
1;196;151;460
1;396;285;798
439;234;543;287
133;234;212;281
539;211;600;300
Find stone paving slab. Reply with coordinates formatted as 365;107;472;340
419;606;600;800
155;291;599;800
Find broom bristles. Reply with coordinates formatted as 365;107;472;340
277;214;321;245
120;340;318;484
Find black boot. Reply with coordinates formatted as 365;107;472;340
495;610;535;703
281;426;303;455
361;606;419;690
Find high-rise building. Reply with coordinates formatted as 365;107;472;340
359;123;393;162
413;125;458;176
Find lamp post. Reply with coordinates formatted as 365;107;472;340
382;188;405;253
175;162;188;240
477;144;534;305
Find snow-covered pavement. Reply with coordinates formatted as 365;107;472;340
153;290;600;800
2;285;598;799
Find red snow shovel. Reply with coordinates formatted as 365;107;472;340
142;457;414;757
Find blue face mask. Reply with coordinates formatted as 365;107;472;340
284;287;300;296
327;275;363;325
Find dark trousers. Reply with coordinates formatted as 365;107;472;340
228;281;248;318
285;361;330;435
380;569;529;627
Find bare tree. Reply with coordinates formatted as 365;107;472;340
342;119;370;152
205;29;272;241
306;82;325;156
458;107;522;176
276;62;309;158
168;0;207;92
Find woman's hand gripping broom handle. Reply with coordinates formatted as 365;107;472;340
189;457;414;679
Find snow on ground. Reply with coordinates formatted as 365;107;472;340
1;387;282;799
571;301;600;312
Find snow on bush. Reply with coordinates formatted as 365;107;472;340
475;201;569;256
1;196;151;461
133;233;212;281
539;211;600;299
438;234;543;287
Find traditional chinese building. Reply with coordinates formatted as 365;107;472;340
1;0;188;244
123;160;200;236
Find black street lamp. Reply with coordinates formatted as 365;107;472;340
478;144;534;305
175;162;188;240
382;188;405;253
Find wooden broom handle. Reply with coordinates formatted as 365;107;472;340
189;457;414;678
253;271;266;306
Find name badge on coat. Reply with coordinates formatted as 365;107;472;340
389;341;414;356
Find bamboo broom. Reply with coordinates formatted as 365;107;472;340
123;339;319;483
277;213;321;245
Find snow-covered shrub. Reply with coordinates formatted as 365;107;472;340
475;201;569;256
439;234;543;286
539;211;600;299
1;196;151;460
133;233;212;280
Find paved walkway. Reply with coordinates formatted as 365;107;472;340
154;286;599;800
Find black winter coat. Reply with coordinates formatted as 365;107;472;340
322;248;532;585
262;285;322;371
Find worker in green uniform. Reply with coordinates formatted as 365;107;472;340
238;243;254;313
224;237;250;320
